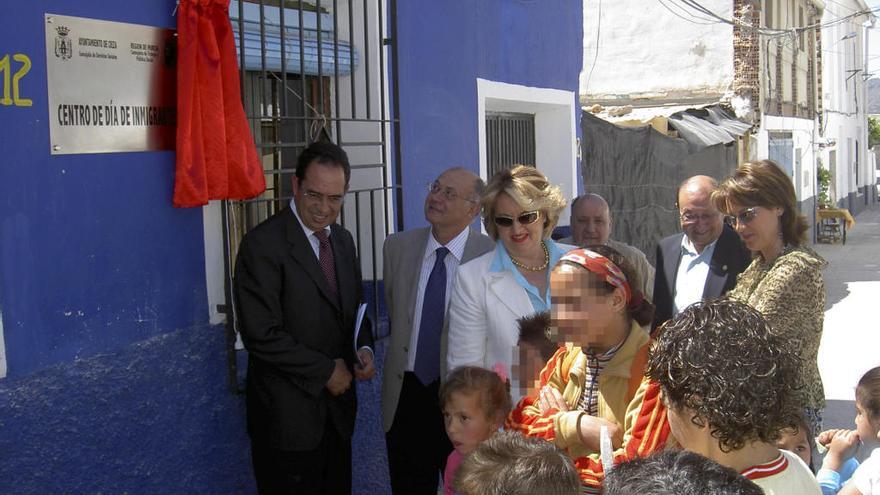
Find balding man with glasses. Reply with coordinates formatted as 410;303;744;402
382;167;494;494
652;175;751;329
558;193;655;301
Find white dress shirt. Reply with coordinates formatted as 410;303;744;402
290;199;372;357
673;235;718;315
289;199;329;260
406;227;469;371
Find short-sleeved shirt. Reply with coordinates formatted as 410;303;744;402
743;449;821;494
850;447;880;495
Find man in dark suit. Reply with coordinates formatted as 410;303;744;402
234;142;375;495
382;167;494;494
653;175;751;329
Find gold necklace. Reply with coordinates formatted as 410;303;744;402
510;241;549;271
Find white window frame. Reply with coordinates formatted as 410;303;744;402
476;78;579;226
203;202;226;326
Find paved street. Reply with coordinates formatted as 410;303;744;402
816;204;880;443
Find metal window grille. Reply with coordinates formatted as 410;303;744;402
486;111;536;178
221;0;401;393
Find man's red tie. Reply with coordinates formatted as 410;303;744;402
313;230;339;301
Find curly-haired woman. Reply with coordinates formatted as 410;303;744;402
648;299;820;494
563;299;821;493
713;159;827;433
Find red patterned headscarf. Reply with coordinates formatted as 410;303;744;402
558;248;635;306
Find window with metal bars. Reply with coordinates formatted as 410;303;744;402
220;0;400;392
485;111;536;178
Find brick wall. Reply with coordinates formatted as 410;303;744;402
733;0;761;123
758;0;820;120
775;39;784;114
792;52;799;115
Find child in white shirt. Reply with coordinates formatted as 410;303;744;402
840;366;880;495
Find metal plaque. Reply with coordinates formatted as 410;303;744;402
45;14;176;155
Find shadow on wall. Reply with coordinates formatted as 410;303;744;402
0;314;395;493
0;324;254;494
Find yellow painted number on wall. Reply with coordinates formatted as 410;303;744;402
0;53;33;107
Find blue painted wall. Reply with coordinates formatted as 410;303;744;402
0;324;253;493
1;0;205;379
0;1;253;492
394;0;584;230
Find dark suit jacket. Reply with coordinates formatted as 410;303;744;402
233;207;373;451
652;224;751;329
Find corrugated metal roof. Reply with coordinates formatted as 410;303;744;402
667;105;752;152
586;103;752;152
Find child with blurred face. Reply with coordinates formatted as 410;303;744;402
775;369;880;495
549;261;626;352
513;311;559;399
506;247;655;458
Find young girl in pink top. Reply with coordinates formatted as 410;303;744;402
440;365;512;495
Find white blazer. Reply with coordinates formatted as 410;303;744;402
445;239;579;380
446;249;531;381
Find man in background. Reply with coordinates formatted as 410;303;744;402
652;175;750;329
559;193;654;300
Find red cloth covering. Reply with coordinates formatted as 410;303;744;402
174;0;265;208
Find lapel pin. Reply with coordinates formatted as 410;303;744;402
722;264;728;271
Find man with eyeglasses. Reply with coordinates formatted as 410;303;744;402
233;142;375;494
558;193;655;300
652;175;750;329
382;167;494;494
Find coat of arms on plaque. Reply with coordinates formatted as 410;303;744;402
55;25;72;60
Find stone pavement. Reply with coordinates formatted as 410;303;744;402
815;205;880;451
352;338;392;495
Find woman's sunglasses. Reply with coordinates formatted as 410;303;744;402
493;210;541;228
724;206;760;226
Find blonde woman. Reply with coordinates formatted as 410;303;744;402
446;165;571;384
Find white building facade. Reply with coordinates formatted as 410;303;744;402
581;0;880;241
820;0;875;213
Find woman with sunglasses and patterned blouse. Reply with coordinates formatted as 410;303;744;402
713;159;828;434
446;165;573;389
